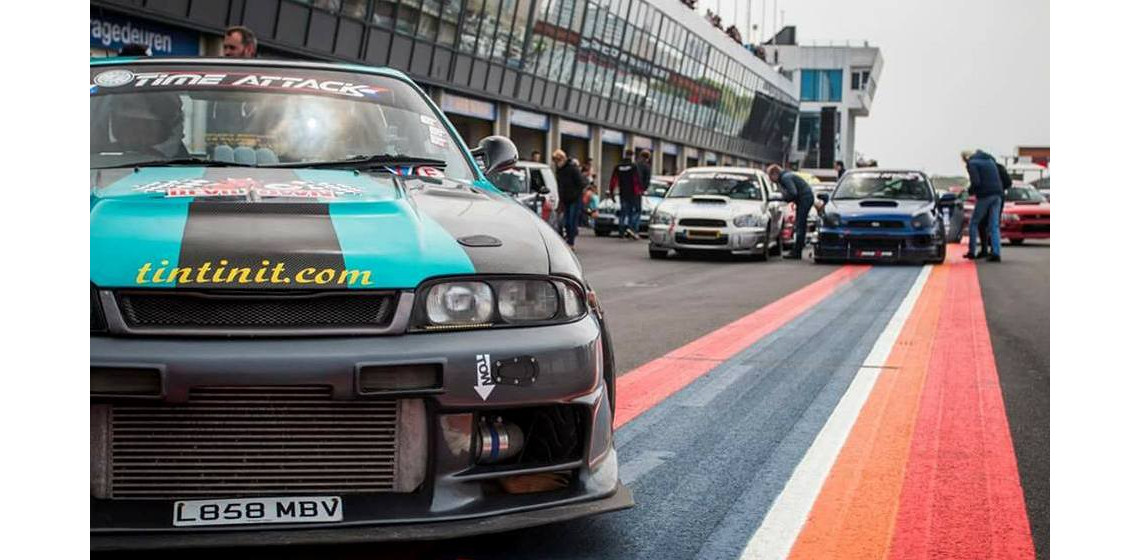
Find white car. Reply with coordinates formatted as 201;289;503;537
647;167;789;260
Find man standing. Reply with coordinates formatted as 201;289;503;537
223;26;258;58
608;149;644;240
553;149;587;249
767;164;815;259
963;149;1004;262
977;161;1014;258
530;150;543;163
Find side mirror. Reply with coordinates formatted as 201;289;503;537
537;185;551;195
937;192;957;206
470;135;519;175
817;192;830;203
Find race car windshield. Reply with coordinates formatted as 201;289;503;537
833;173;932;201
90;65;475;182
668;175;762;200
487;168;528;194
1005;187;1047;202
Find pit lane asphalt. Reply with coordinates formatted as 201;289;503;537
103;235;1050;560
976;240;1050;559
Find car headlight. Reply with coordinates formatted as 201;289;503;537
911;213;935;229
1001;213;1019;222
493;279;558;322
415;277;587;331
650;210;674;225
733;214;761;227
425;281;494;326
823;212;841;228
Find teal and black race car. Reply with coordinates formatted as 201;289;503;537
90;58;630;549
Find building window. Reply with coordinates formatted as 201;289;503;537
796;112;820;152
851;69;871;91
800;69;842;102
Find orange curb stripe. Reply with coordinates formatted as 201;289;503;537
886;255;1034;559
788;265;948;560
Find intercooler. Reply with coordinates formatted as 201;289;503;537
91;386;426;500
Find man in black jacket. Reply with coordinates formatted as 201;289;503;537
767;164;815;259
977;162;1013;258
608;149;645;239
553;149;587;249
963;149;1005;261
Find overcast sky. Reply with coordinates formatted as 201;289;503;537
707;0;1049;176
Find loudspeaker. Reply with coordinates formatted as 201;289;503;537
819;107;836;169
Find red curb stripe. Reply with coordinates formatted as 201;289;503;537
613;265;870;428
887;253;1034;559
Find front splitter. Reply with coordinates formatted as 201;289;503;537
92;484;634;550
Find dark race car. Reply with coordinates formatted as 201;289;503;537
90;58;630;550
814;169;954;264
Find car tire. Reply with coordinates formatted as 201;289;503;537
928;242;947;264
1010;238;1025;246
770;235;784;257
649;247;669;260
595;227;611;237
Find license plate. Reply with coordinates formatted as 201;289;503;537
859;250;894;258
173;496;342;527
687;229;719;238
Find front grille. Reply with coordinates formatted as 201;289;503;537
677;234;729;246
105;386;401;499
679;218;727;227
850;238;902;250
847;220;905;229
116;291;396;331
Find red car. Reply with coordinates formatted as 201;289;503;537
999;185;1050;244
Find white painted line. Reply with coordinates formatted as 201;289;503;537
739;265;932;560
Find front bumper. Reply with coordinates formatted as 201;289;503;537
91;317;629;548
814;229;943;262
648;224;768;254
1001;221;1050;240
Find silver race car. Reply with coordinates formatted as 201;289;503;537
647;167;788;260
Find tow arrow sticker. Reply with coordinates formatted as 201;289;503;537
474;354;495;401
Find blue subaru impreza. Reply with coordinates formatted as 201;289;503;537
814;169;955;264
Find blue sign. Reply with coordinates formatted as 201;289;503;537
91;10;200;56
510;108;549;131
601;128;626;146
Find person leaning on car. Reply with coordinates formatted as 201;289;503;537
767;164;814;260
962;149;1004;262
608;149;645;240
553;149;588;249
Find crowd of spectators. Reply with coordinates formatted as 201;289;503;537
679;2;767;63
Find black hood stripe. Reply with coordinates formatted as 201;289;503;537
178;200;346;289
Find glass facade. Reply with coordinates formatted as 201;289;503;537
800;69;843;102
92;0;800;163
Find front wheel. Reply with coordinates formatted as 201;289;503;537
649;247;669;260
928;242;947;264
595;227;611;237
